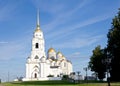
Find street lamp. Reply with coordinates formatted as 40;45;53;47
105;58;111;86
76;71;81;82
83;67;88;83
102;52;111;86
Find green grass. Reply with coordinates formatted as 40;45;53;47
1;80;120;86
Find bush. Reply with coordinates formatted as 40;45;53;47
62;75;69;80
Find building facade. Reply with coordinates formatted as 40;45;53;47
24;11;73;81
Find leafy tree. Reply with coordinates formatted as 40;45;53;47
88;45;106;80
107;9;120;81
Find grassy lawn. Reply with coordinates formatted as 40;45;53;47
1;80;120;86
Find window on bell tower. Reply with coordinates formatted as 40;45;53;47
35;43;39;48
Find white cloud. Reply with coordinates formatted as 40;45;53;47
31;0;64;14
69;52;81;58
32;0;91;33
53;35;103;49
0;42;23;60
46;13;112;40
0;41;8;44
66;52;90;68
0;36;31;60
32;0;63;12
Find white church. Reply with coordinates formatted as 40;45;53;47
23;11;73;81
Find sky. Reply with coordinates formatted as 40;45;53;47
0;0;120;82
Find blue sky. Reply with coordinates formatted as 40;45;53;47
0;0;120;82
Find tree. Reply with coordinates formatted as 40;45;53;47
88;45;106;80
107;9;120;81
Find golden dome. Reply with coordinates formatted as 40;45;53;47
48;48;56;53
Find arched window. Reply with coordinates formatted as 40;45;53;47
35;43;39;48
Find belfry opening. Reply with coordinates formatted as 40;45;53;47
35;43;39;48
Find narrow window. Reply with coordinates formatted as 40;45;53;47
34;73;37;78
35;43;39;48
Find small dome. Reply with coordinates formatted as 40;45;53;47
48;48;56;53
57;51;62;55
57;52;63;56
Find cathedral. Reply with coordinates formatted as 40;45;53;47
23;11;73;81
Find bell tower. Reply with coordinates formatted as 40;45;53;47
30;10;46;60
25;10;47;80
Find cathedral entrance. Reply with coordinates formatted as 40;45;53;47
34;73;37;78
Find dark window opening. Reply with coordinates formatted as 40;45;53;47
35;43;39;48
34;73;37;78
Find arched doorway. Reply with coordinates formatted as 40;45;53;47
34;73;37;78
